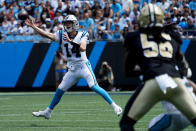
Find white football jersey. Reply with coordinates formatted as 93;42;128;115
55;30;89;64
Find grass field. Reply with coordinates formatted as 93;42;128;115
0;91;195;131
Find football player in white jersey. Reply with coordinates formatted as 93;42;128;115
149;56;196;131
25;14;122;119
149;77;196;131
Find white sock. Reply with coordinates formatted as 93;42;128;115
111;102;118;109
46;107;53;113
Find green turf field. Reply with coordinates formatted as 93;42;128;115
0;92;195;131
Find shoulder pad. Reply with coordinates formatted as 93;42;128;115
169;30;182;45
163;24;182;45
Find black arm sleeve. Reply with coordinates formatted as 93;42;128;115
123;32;141;77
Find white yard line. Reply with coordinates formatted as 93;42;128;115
0;126;120;130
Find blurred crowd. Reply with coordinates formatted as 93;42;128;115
0;0;195;42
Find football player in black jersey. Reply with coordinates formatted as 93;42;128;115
119;3;196;131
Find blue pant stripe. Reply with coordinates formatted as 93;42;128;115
85;61;97;85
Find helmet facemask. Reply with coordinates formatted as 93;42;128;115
63;15;79;33
63;21;74;33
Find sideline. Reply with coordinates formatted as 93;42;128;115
0;91;133;96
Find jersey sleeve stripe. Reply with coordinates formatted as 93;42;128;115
59;30;62;45
81;31;87;39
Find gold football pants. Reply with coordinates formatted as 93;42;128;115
127;77;196;121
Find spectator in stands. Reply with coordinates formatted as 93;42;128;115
126;19;132;31
184;10;191;21
191;10;196;22
171;7;178;22
94;9;106;39
24;1;35;16
33;1;40;18
122;25;129;38
151;0;156;5
0;15;4;41
48;6;54;20
157;0;170;11
121;0;134;13
142;1;148;8
99;0;105;9
34;17;42;27
0;0;195;42
103;2;113;34
46;1;52;10
74;7;81;20
55;9;63;23
112;23;122;39
91;0;102;18
9;17;17;33
23;23;34;36
2;1;11;15
182;0;189;8
82;1;91;16
49;0;58;12
71;0;81;12
178;18;188;28
23;22;33;36
2;16;11;35
176;8;184;21
184;4;191;14
185;18;196;37
52;18;63;33
119;12;130;30
15;5;26;19
83;11;94;39
110;0;122;18
7;6;14;20
10;21;23;35
170;0;181;9
44;18;52;33
0;0;3;6
63;0;72;14
103;2;113;19
164;11;172;24
4;0;14;6
40;7;51;24
129;4;140;22
189;0;196;11
111;16;120;32
132;20;139;31
11;1;19;15
133;0;141;7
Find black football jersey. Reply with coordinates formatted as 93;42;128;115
124;30;182;81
